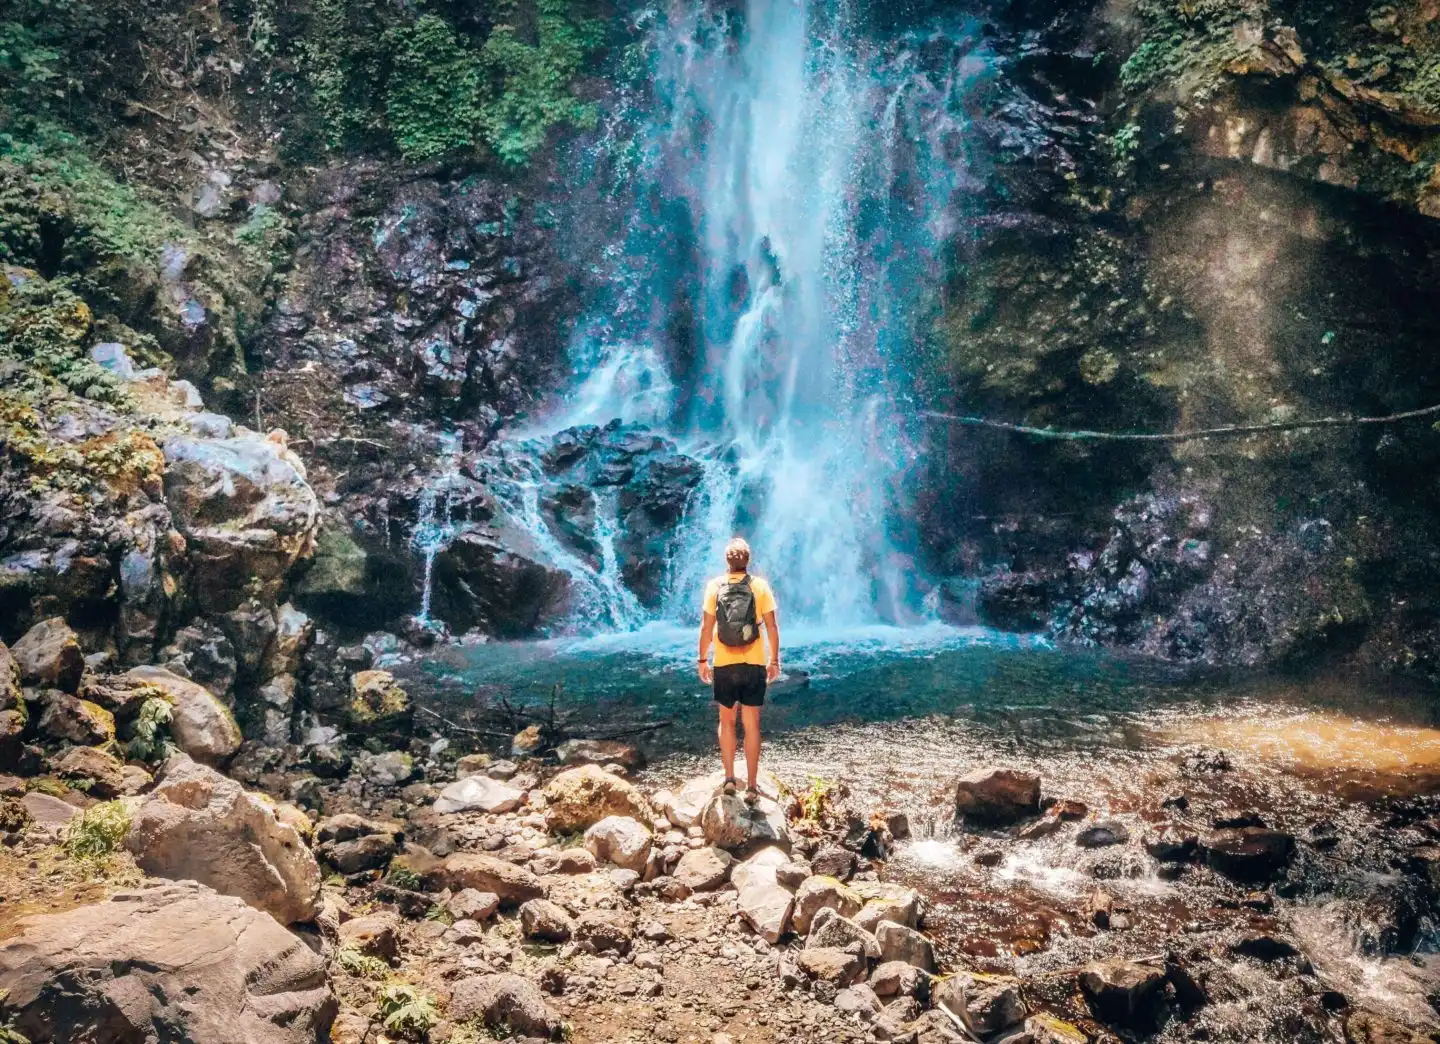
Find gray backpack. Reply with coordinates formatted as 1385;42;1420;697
715;575;759;646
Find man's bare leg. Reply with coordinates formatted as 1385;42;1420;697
740;704;762;792
717;702;738;785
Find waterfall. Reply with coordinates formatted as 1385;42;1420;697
410;432;464;626
554;1;988;627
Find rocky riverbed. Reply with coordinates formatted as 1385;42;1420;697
3;614;1439;1044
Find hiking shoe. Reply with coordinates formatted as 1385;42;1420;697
744;786;761;807
722;777;739;796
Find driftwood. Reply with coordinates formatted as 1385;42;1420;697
415;682;674;754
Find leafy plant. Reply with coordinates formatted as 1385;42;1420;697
64;801;131;862
385;15;484;161
0;991;30;1044
385;863;422;890
335;946;389;980
377;983;440;1040
127;695;174;762
796;776;836;823
424;902;454;926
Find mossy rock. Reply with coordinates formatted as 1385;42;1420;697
347;670;413;734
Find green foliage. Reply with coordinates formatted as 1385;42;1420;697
0;997;30;1044
24;777;69;797
0;127;185;268
385;15;484;161
1110;121;1142;176
384;862;422;890
127;695;174;763
796;776;836;823
0;279;126;405
478;0;603;167
233;204;293;278
64;800;131;862
335;946;390;980
424;902;455;926
1118;0;1258;96
301;1;602;166
377;983;440;1040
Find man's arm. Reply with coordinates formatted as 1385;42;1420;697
763;610;780;683
699;611;715;684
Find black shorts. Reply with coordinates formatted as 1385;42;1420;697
713;663;767;708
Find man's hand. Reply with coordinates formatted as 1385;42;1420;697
699;660;713;685
766;659;780;684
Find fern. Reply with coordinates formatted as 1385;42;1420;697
126;695;173;763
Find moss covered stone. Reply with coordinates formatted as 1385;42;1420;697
347;670;412;734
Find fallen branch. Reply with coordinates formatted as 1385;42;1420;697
922;401;1440;443
935;1000;982;1043
413;704;512;740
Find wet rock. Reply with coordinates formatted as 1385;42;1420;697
933;973;1027;1037
38;692;114;746
810;845;858;881
434;774;524;814
1344;1010;1432;1043
52;745;125;798
0;879;335;1044
126;754;322;924
1144;823;1199;862
700;783;790;852
1076;820;1131;848
799;946;868;987
1078;958;1166;1028
12;617;84;692
672;845;734;892
160;432;319;614
543;765;652;833
120;666;242;765
574;908;634;954
449;972;564;1040
793;875;863;934
1203;827;1296;881
584;815;652;873
431;531;571;639
1230;932;1301;961
875;920;936;972
338;911;401;961
657;769;782;829
555;738;645;772
954;768;1041;825
808;908;881;959
431;852;545;904
520;898;575;942
732;846;796;943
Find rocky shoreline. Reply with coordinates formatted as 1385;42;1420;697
3;615;1439;1044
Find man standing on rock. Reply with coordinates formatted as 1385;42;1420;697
698;537;780;806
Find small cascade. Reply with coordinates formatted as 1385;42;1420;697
489;447;648;632
409;432;465;626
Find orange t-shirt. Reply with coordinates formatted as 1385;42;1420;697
704;572;778;668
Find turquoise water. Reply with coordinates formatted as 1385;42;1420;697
406;623;1246;753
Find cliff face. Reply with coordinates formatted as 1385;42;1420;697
3;0;1440;689
916;0;1440;682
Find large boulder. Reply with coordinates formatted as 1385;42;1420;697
431;852;546;904
583;815;652;873
120;666;241;765
954;768;1041;826
433;774;524;815
1202;827;1296;881
448;973;564;1040
659;769;783;830
0;879;335;1044
345;670;413;736
808;909;881;959
875;920;936;972
793;875;863;935
672;846;734;892
160;432;319;614
699;778;791;853
543;765;653;833
732;846;796;944
11;617;84;692
853;882;924;932
37;692;114;746
932;973;1027;1038
125;754;322;923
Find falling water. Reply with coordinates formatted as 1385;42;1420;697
545;0;990;627
410;432;465;626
